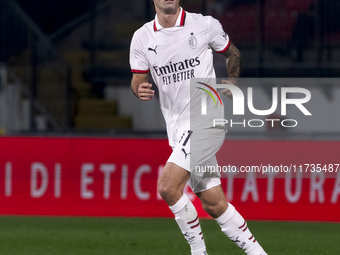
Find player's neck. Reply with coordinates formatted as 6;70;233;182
156;7;180;28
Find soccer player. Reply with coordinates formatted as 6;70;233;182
129;1;267;254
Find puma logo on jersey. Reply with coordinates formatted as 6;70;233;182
148;46;158;54
181;148;191;159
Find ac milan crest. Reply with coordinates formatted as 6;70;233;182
189;32;197;49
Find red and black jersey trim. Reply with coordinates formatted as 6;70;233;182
131;69;149;74
153;21;157;32
215;40;230;54
180;10;186;26
153;10;186;32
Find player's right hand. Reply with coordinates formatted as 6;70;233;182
138;83;155;101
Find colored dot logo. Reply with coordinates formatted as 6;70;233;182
196;82;223;107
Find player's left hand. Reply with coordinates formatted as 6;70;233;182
221;78;238;100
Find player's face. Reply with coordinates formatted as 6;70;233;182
153;0;180;15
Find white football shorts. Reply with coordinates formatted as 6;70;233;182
167;127;226;193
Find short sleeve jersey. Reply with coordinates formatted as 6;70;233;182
130;8;230;147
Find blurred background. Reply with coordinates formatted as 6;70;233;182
0;0;339;138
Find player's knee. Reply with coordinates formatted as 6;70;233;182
157;183;169;199
158;181;172;199
157;181;182;204
202;200;227;218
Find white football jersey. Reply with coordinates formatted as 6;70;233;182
130;8;230;146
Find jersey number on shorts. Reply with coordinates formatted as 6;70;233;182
179;130;193;146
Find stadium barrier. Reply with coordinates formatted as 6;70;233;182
0;137;339;222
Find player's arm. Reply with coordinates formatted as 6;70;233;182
222;41;241;80
220;41;241;99
131;73;155;101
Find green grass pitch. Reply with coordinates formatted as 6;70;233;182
0;216;339;255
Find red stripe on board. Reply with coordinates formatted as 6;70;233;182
0;137;339;221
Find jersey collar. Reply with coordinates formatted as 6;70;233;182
153;7;186;32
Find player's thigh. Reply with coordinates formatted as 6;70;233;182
158;162;190;195
196;184;228;218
